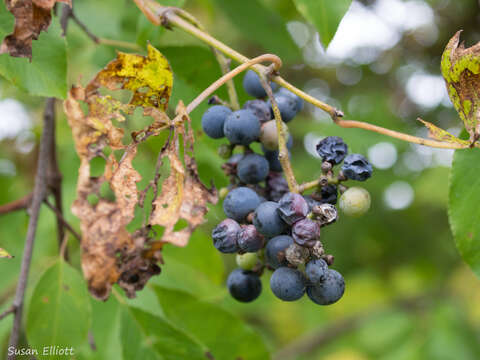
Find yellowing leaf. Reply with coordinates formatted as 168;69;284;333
441;31;480;142
0;248;13;258
89;44;173;111
418;118;470;146
149;102;218;247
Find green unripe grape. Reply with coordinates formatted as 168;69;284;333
219;187;229;199
218;144;232;159
260;120;289;151
236;252;259;270
339;187;371;217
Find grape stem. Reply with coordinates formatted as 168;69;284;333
133;0;475;150
185;54;281;113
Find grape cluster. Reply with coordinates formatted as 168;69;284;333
203;70;373;305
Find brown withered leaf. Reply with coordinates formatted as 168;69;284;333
149;102;218;247
1;0;71;59
63;46;172;300
441;31;480;142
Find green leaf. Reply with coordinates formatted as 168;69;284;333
26;260;92;359
449;148;480;277
292;0;352;48
153;286;271;360
0;1;14;40
120;305;209;360
78;297;123;360
213;0;298;61
0;14;68;99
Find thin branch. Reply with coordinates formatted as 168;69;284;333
0;283;17;308
62;3;142;52
44;199;81;242
185;54;281;114
214;53;240;110
43;99;67;257
8;98;55;357
336;119;473;149
0;193;33;215
97;38;142;51
259;74;299;192
61;4;100;43
0;306;15;321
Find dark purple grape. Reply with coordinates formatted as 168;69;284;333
292;218;320;246
320;185;338;205
277;87;304;113
201;105;232;139
305;259;328;284
243;99;271;123
243;70;278;98
264;235;293;269
223;187;261;222
341;154;373;181
212;219;240;253
224;109;261;145
237;153;269;184
316;136;348;165
237;224;265;253
227;268;262;302
306;269;345;305
253;201;287;237
266;173;289;201
267;95;298;123
277;192;309;225
270;267;306;301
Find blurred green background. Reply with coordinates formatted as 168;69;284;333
1;0;480;359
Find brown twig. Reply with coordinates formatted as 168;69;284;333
61;3;99;43
0;193;33;215
7;98;55;358
43;99;67;257
44;199;81;242
61;1;141;51
0;306;15;321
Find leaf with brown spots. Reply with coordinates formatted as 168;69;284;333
63;46;172;300
149;102;218;247
441;31;480;143
417;118;469;146
0;0;71;59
